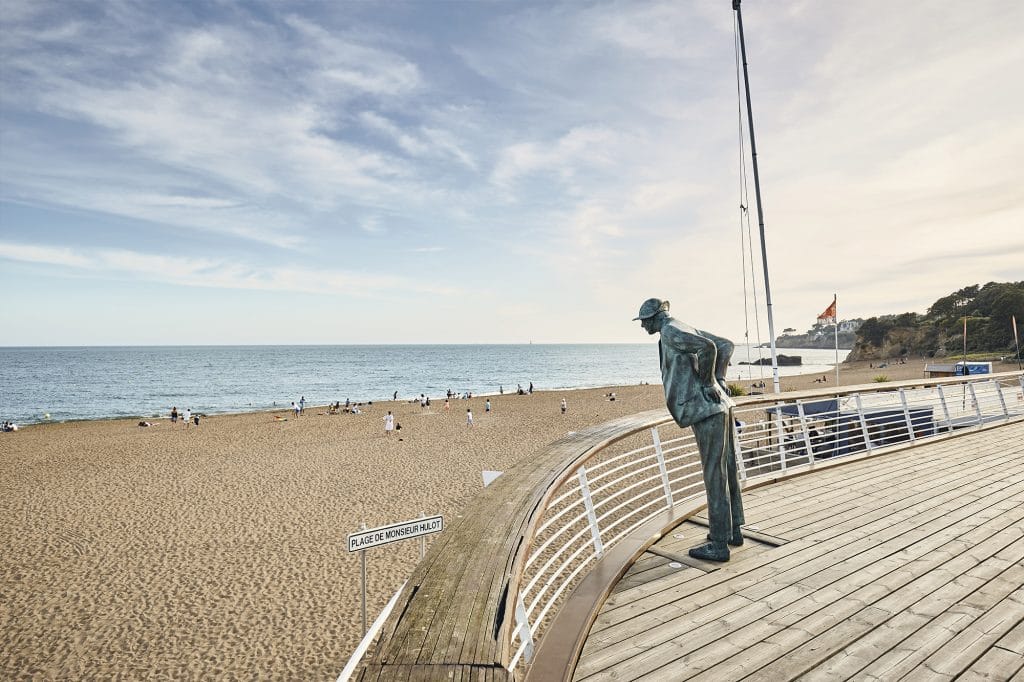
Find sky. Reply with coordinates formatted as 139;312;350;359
1;1;1022;346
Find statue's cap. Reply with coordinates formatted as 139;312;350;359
632;298;670;321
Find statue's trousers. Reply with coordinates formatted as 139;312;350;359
692;411;745;542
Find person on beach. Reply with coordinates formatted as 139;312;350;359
292;402;299;417
170;406;178;424
393;390;398;401
529;382;533;394
299;396;305;414
500;385;503;394
193;413;200;427
444;398;450;412
420;394;426;408
561;398;567;414
384;411;394;436
634;297;744;563
183;408;191;428
466;408;473;426
485;399;491;413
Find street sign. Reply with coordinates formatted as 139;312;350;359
348;515;443;553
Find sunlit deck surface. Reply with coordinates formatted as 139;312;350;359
573;420;1024;681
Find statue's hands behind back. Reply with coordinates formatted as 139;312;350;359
703;383;722;404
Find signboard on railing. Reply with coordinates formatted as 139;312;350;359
348;515;443;552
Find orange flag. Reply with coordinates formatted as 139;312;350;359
817;297;837;324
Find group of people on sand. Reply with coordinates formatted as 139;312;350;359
169;406;200;427
514;382;534;395
327;398;363;414
1;420;17;432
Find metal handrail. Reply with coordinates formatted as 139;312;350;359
506;371;1024;672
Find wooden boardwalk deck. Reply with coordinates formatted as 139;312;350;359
573;420;1024;681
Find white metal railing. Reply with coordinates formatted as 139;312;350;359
507;371;1024;672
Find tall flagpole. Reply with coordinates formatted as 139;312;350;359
734;0;781;394
834;293;840;385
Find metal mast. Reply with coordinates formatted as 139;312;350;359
733;0;781;394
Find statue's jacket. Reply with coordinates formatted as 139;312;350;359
659;319;735;428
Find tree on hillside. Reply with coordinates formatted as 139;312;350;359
981;287;1024;349
858;317;892;347
852;281;1024;358
928;284;980;328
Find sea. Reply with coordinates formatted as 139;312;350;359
0;344;849;425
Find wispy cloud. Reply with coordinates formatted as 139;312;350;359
1;1;1020;344
0;241;460;297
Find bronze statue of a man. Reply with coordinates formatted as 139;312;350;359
634;298;745;561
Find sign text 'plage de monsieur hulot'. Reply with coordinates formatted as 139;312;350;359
347;515;444;552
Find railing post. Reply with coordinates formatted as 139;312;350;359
731;417;747;482
936;384;954;432
968;382;983;425
854;393;873;453
796;400;815;466
774;405;788;472
577;467;604;556
993;379;1009;419
898;388;916;442
651;427;674;507
514;592;534;664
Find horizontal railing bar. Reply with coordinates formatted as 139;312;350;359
535;494;587;535
526;537;596;614
586;453;660;488
523;524;594;597
589;463;663;500
595;481;667;525
525;512;593;571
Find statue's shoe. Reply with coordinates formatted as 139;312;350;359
707;532;744;547
688;541;730;562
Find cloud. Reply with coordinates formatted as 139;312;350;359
0;2;469;248
1;1;1021;344
0;242;92;268
0;241;460;297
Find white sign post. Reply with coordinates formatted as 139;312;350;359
348;514;444;635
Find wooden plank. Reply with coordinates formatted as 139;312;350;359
582;465;1024;652
601;447;1010;616
759;441;1022;538
573;430;1024;675
905;588;1024;678
996;619;1024;655
638;499;1024;679
797;541;1024;680
693;525;1024;681
769;450;1024;541
956;647;1024;681
734;434;1016;538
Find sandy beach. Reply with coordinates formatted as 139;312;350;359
2;357;1017;679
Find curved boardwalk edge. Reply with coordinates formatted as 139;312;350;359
352;372;1024;681
355;410;670;681
523;413;1024;681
